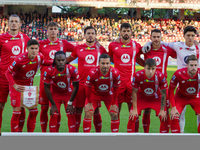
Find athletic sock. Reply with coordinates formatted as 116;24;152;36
111;119;119;132
40;105;49;132
11;111;21;132
127;116;137;133
18;108;26;132
27;109;38;132
83;118;91;132
0;109;3;133
171;116;180;133
134;117;139;132
75;112;82;132
93;113;102;132
142;113;150;133
56;113;61;132
49;112;59;132
159;116;168;133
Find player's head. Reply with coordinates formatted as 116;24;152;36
144;58;156;78
27;39;40;60
53;51;67;71
120;23;132;41
84;26;96;44
8;14;21;32
186;54;198;77
47;22;59;39
150;29;162;48
183;26;197;46
99;53;111;75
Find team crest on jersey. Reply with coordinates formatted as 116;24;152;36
85;55;95;64
12;61;16;66
186;87;196;94
49;50;57;59
87;76;90;81
57;82;66;88
12;46;21;55
144;88;154;94
99;84;109;91
153;56;161;66
26;70;35;77
121;54;130;63
172;75;176;81
44;71;47;77
184;56;189;64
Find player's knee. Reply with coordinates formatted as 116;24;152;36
85;110;94;119
109;112;118;120
144;108;151;114
0;103;5;110
76;107;83;114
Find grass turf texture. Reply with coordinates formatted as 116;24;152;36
1;65;198;133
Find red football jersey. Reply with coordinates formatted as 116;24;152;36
85;66;121;96
143;45;177;78
108;40;142;82
39;39;74;74
0;32;30;74
43;64;80;92
7;52;46;86
169;68;200;100
132;69;168;98
71;43;107;85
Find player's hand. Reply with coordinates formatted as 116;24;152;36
129;109;138;121
109;104;119;113
50;105;58;117
158;110;167;122
115;37;120;43
142;42;151;53
84;103;94;112
66;104;75;115
13;84;25;92
170;107;179;120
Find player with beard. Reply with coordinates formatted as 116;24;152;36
108;23;143;131
0;14;30;134
67;26;107;132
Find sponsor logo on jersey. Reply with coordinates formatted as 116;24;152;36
26;70;35;77
85;47;95;50
85;55;95;64
153;56;161;66
49;50;57;59
87;76;90;81
144;88;154;94
49;42;58;45
10;37;19;40
28;61;37;65
57;82;67;88
144;79;154;82
187;79;197;82
100;76;110;79
186;87;196;94
121;45;130;48
56;73;66;76
12;46;21;55
99;84;109;91
121;54;130;63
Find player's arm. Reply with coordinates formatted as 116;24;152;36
159;89;167;122
42;60;53;66
136;54;145;67
129;88;138;121
44;82;58;116
66;81;79;114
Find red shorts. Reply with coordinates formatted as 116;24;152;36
85;93;116;111
175;93;200;115
117;80;132;104
131;94;166;116
74;85;87;108
39;78;50;105
0;74;9;103
49;90;75;113
9;86;21;107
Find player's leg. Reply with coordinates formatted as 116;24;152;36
18;106;26;132
27;107;38;132
0;102;5;134
142;108;151;133
108;103;119;133
179;106;187;133
93;105;102;132
197;115;200;132
49;102;61;132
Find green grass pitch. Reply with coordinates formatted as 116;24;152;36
1;65;198;133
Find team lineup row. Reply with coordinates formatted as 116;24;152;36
0;14;200;134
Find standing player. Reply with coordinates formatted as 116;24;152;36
5;39;52;132
39;22;75;132
138;29;176;133
127;58;168;133
67;26;107;132
142;25;200;133
83;53;121;132
108;23;143;130
43;51;79;132
169;55;200;133
0;14;30;133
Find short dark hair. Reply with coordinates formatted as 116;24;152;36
9;14;21;22
186;54;198;64
47;21;58;29
144;58;156;67
99;53;111;62
52;51;66;66
84;26;96;35
151;29;161;35
27;39;39;47
120;23;131;31
184;26;197;35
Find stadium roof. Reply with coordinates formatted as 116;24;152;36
0;0;199;10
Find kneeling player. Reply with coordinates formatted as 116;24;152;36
83;53;121;132
43;51;79;132
127;58;168;133
169;55;200;133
